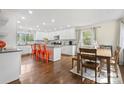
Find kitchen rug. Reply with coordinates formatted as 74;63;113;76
70;65;123;84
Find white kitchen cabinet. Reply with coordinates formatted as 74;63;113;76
61;45;76;55
48;32;54;40
47;32;55;40
17;45;31;55
48;46;61;61
35;28;76;40
60;28;76;40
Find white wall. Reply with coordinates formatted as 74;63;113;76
0;11;17;48
119;21;124;64
96;20;120;51
35;20;120;51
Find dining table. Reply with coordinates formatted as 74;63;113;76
77;48;112;84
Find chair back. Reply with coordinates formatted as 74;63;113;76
31;44;36;50
79;48;97;62
116;46;121;53
43;44;47;51
38;44;42;50
114;46;121;64
114;50;119;64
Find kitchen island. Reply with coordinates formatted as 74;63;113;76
0;49;22;84
47;45;61;61
61;45;76;56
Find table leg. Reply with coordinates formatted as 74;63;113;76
107;58;110;84
77;53;80;73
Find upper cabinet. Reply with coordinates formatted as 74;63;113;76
35;28;76;40
60;28;76;40
35;31;48;40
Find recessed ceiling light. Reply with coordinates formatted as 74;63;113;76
42;22;46;25
21;16;25;20
28;10;33;14
17;21;21;24
51;19;55;23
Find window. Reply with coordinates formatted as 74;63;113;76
82;30;95;45
16;32;34;45
83;31;92;45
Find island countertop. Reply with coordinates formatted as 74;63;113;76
46;44;77;47
0;48;22;54
47;45;62;48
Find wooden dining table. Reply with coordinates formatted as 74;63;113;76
77;48;112;84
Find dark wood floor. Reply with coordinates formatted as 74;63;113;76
10;55;96;84
10;55;124;84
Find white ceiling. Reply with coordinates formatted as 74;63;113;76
2;9;124;32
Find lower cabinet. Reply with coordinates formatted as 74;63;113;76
0;51;21;83
61;45;76;56
48;47;61;61
17;45;32;55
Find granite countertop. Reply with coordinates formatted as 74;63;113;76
0;48;22;54
47;45;62;48
63;44;76;46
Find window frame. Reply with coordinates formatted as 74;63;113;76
16;31;34;46
81;30;96;46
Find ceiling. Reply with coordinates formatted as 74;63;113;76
2;9;124;32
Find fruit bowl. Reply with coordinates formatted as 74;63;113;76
0;40;6;51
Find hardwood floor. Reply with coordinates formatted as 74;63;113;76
10;55;96;84
10;55;124;84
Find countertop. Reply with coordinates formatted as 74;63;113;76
0;48;22;54
47;44;76;48
47;45;62;48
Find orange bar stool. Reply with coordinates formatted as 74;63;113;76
35;44;39;61
43;44;50;64
31;44;36;59
38;44;44;62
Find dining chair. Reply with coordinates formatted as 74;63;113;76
112;46;121;64
79;48;100;83
98;45;113;76
99;46;121;77
72;53;81;68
